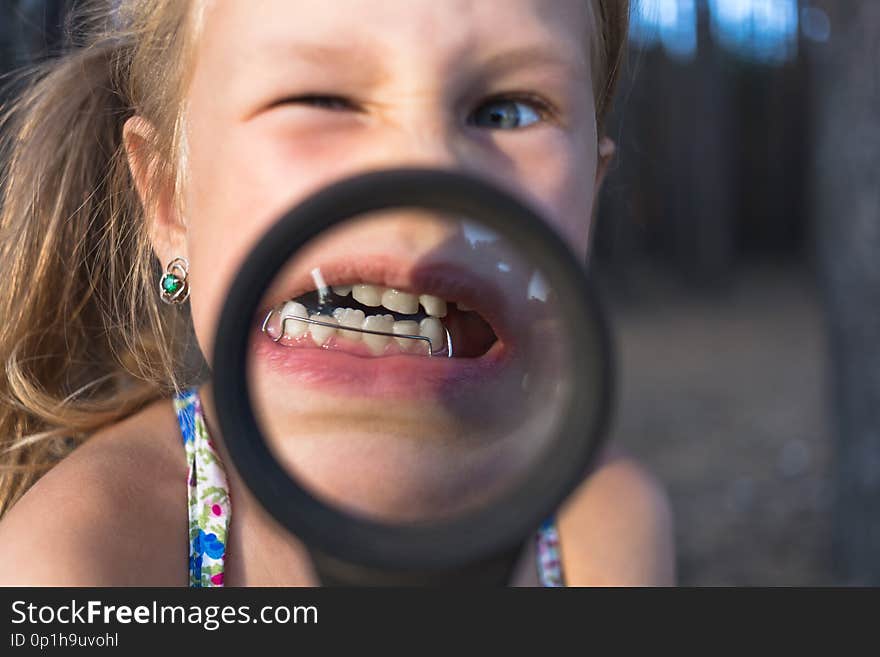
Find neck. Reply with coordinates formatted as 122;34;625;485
198;382;320;586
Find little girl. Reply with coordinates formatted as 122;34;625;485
0;0;674;586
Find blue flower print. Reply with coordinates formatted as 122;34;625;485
192;529;225;560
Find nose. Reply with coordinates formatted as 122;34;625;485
370;123;467;172
362;92;495;174
347;96;519;201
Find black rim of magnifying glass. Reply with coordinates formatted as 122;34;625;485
212;168;614;573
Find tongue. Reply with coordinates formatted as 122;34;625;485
444;307;498;358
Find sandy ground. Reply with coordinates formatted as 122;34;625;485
599;263;833;585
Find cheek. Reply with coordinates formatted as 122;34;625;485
179;119;379;364
181;131;295;364
182;203;246;367
504;131;599;258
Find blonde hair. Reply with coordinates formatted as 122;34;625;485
0;0;629;517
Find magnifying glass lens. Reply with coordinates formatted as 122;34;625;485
246;208;579;524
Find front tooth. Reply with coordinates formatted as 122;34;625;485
381;288;419;315
352;284;383;307
392;320;421;352
332;285;352;296
333;307;366;340
308;313;337;346
280;301;309;338
419;294;447;318
362;314;394;355
419;317;446;353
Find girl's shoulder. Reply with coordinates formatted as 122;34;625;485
557;446;676;586
0;396;188;585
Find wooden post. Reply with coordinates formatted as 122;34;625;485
810;0;880;584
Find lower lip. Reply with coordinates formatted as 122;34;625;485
250;324;510;399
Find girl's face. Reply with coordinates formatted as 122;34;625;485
132;0;611;520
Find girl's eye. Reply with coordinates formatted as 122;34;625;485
279;95;356;111
468;96;549;130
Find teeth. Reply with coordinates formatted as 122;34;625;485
278;285;460;353
419;294;447;318
381;288;419;315
280;301;309;338
392;320;421;352
419;317;445;352
362;314;394;355
456;301;473;312
308;313;337;346
352;284;383;307
332;307;366;340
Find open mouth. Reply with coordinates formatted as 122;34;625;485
260;283;498;359
248;256;519;398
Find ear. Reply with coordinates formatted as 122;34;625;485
584;136;617;259
122;116;187;268
593;135;616;196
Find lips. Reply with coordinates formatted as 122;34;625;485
250;255;514;398
252;329;509;399
256;254;512;342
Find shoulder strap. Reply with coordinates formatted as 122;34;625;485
536;517;565;587
173;387;231;587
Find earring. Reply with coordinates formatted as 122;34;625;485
159;256;190;305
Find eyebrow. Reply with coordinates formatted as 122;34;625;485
476;44;589;81
258;40;389;85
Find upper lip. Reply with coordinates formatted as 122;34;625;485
256;254;511;343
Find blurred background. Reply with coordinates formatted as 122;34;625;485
593;0;878;586
1;0;877;585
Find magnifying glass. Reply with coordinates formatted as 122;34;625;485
212;168;614;585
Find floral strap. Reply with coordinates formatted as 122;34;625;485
173;387;231;587
536;517;565;586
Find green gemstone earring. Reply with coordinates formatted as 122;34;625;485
159;257;190;305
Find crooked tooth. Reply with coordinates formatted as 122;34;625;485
362;314;394;355
352;284;383;307
381;288;419;315
419;294;447;318
392;320;421;352
280;301;309;338
419;317;446;353
332;285;352;297
308;313;337;346
333;307;366;340
263;310;283;340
